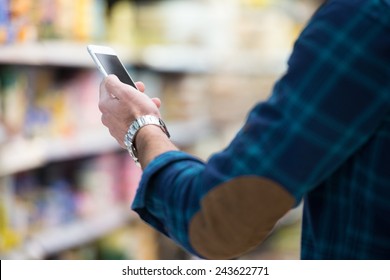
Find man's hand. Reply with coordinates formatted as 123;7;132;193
98;75;161;149
98;75;178;168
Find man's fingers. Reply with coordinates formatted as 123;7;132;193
104;75;124;100
135;81;145;93
99;77;110;101
151;97;161;108
104;75;139;100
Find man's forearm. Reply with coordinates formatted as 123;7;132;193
135;125;179;169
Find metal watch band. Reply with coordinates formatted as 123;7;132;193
124;115;170;164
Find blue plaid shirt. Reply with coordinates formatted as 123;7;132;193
132;0;390;259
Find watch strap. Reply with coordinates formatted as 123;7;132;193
124;115;170;163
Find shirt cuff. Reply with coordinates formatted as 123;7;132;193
131;151;203;237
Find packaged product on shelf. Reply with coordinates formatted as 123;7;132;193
90;0;107;42
97;222;158;260
0;67;28;138
134;1;236;49
73;0;99;41
209;73;275;126
0;184;23;254
1;68;101;140
236;6;295;55
34;0;55;39
158;1;212;47
76;154;121;217
42;179;77;226
53;0;75;41
25;70;57;138
75;152;141;218
12;172;46;234
162;74;210;122
7;0;38;42
107;0;136;47
0;0;9;44
241;0;272;8
117;151;142;204
62;70;102;132
10;0;108;42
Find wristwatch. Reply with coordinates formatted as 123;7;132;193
124;115;170;164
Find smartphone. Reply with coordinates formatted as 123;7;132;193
87;44;137;88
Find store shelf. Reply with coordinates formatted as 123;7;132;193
0;129;119;176
216;49;290;76
0;118;211;259
0;119;211;177
1;205;135;260
141;45;216;73
141;45;289;75
0;41;289;75
0;41;134;67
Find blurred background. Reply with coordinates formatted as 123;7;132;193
0;0;322;260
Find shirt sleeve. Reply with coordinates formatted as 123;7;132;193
132;0;390;259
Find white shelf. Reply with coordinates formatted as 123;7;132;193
141;45;289;75
2;206;135;259
141;45;216;73
0;128;120;177
0;119;210;177
0;41;134;67
0;41;288;75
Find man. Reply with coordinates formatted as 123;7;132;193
98;0;390;259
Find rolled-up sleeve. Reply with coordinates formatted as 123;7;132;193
132;151;205;256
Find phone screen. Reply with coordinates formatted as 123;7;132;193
95;53;136;88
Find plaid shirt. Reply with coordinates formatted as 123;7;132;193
132;0;390;259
